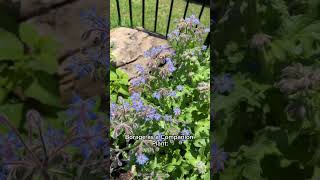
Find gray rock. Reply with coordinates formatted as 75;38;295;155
24;0;107;59
111;27;169;79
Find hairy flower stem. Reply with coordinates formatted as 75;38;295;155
37;126;49;163
49;131;102;161
0;115;42;166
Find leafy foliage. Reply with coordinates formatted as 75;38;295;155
110;56;129;102
110;15;210;179
213;0;320;179
0;22;61;133
0;8;109;179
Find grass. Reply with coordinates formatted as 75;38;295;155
110;0;210;36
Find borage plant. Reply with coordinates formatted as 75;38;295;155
0;94;107;179
111;15;210;179
0;8;109;180
213;0;320;179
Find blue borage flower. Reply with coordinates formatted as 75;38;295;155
132;99;144;112
163;114;173;122
152;91;161;100
110;103;118;119
165;57;176;73
130;93;145;111
44;127;64;148
80;8;108;43
0;166;8;180
130;92;141;101
168;90;177;97
0;132;22;162
176;85;184;91
201;45;207;51
112;92;164;122
73;122;105;159
144;106;158;121
65;93;98;122
80;8;107;29
66;8;108;80
167;29;180;39
213;74;235;94
180;128;191;136
144;45;169;59
135;64;145;74
179;128;191;143
185;15;200;26
173;107;181;116
130;76;147;87
211;143;228;174
66;57;95;78
136;153;149;165
168;15;209;45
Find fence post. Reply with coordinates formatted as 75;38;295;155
166;0;174;37
154;0;159;32
198;0;205;20
142;0;145;28
183;0;190;19
205;32;210;46
129;0;133;27
116;0;121;25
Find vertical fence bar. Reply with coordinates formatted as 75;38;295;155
198;0;205;21
166;0;174;37
204;32;210;46
183;0;190;19
154;0;159;32
116;0;121;25
142;0;145;28
129;0;133;27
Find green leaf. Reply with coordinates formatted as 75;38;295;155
0;28;23;60
310;166;320;180
184;151;197;166
38;36;59;55
242;161;262;180
0;87;9;104
220;167;241;180
0;103;23;132
165;164;175;172
110;70;117;81
32;53;58;74
19;22;39;48
194;139;207;147
118;86;129;96
25;78;61;107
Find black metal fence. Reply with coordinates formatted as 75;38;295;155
114;0;210;46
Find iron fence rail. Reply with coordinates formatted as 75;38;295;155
114;0;210;46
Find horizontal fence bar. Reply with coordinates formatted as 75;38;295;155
116;0;121;25
129;0;133;27
183;0;190;19
166;0;174;37
154;0;159;32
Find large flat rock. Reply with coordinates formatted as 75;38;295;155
24;0;107;59
111;27;168;79
21;0;68;18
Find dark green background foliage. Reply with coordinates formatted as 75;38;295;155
0;18;62;132
213;0;320;179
